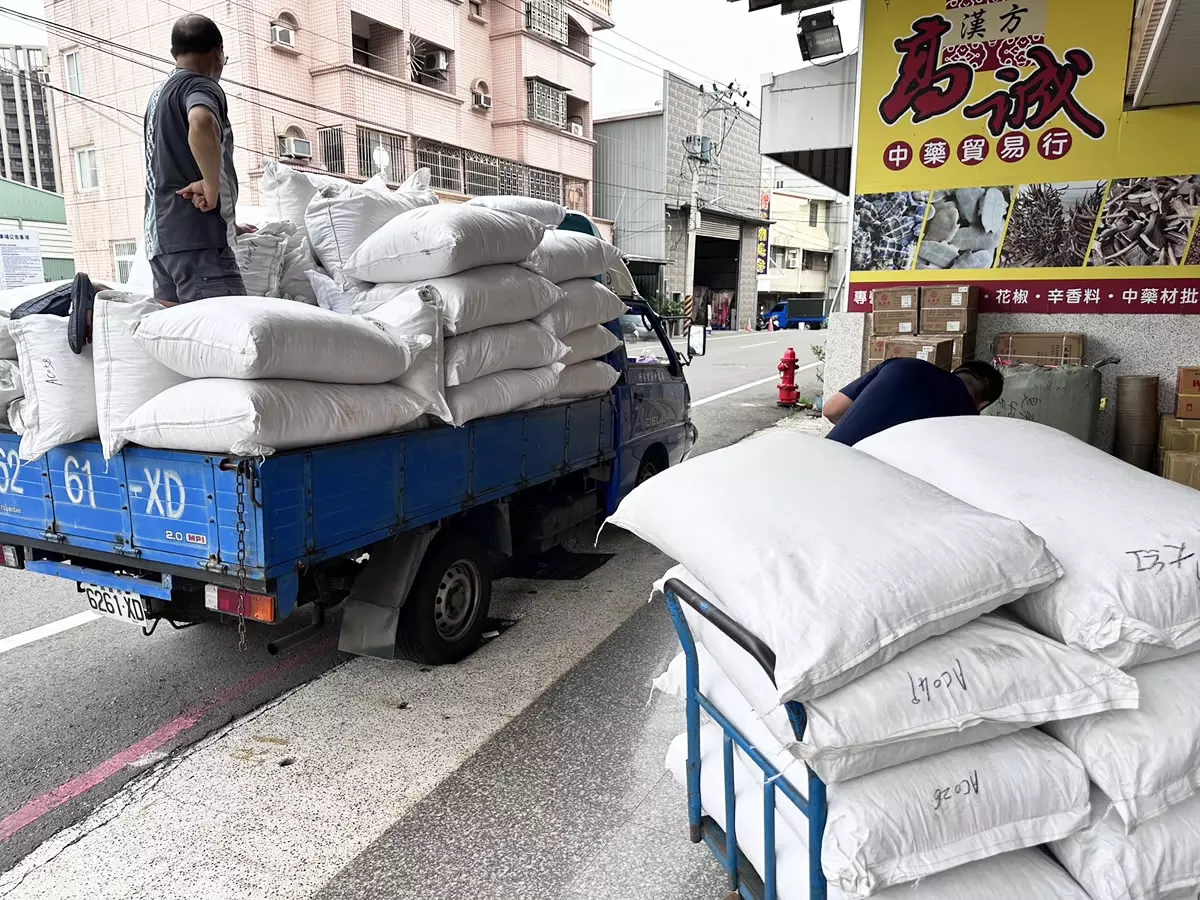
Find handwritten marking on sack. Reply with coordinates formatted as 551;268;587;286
908;658;968;705
991;395;1040;422
932;769;980;812
63;456;96;508
144;468;186;520
0;450;25;495
1126;542;1195;574
38;357;59;387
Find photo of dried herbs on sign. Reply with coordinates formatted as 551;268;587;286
917;186;1012;270
852;192;929;271
1090;176;1200;267
1001;182;1106;268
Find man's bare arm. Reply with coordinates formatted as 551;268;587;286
824;391;853;424
180;105;222;212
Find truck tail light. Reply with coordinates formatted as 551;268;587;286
204;585;276;623
0;545;21;568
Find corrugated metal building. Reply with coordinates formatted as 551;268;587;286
0;175;75;281
594;72;766;330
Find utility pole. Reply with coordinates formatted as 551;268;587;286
681;82;749;327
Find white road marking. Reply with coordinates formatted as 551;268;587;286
0;611;100;655
739;340;780;350
692;363;819;407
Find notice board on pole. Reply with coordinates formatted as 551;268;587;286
0;231;43;290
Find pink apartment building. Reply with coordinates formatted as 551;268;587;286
48;0;612;280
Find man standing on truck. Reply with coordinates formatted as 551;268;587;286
143;14;251;304
824;358;1004;445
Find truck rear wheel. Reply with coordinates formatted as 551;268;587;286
395;531;491;665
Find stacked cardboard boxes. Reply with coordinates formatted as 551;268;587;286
994;333;1086;367
867;335;955;369
918;286;980;369
1159;413;1200;488
1177;366;1200;419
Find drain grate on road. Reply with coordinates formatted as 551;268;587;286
505;549;616;581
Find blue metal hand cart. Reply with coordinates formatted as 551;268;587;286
664;579;829;900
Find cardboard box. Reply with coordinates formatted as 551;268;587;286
920;285;981;310
1162;451;1200;489
920;332;975;365
1162;426;1200;453
993;333;1085;366
867;337;955;370
1178;394;1200;420
1179;367;1200;395
872;309;920;336
872;287;920;312
1161;414;1200;443
920;307;978;335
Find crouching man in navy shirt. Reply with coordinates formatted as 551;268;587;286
825;358;1004;446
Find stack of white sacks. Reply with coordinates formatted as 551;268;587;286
616;419;1200;899
0;161;628;461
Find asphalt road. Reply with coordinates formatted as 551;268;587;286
0;326;824;875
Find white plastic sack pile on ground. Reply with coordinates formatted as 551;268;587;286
130;296;429;384
858;417;1200;668
610;429;1061;704
654;567;1138;784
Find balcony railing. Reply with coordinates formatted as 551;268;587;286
588;0;611;16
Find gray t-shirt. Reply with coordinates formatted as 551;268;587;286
143;69;238;260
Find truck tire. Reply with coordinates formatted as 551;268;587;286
395;531;491;665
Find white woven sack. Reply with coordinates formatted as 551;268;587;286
361;287;450;424
112;379;426;457
666;727;1091;900
524;230;623;283
608;430;1061;705
465;195;567;228
10;315;98;461
654;567;1138;783
0;281;72;360
93;292;189;459
307;270;355;315
550;360;619;400
305;182;438;281
444;322;566;388
535;280;627;337
353;266;564;336
265;224;319;304
1051;787;1200;900
0;360;21;423
398;167;433;193
858;416;1200;668
260;160;344;230
131;296;428;384
445;365;562;427
233;228;288;296
561;324;621;365
343;205;545;284
1045;652;1200;830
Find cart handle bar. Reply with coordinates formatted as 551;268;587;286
663;578;777;686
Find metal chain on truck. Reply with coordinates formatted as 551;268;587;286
234;461;250;652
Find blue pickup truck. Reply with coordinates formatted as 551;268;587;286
759;297;829;331
0;215;705;664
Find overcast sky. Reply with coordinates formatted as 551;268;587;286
592;1;861;118
1;0;47;46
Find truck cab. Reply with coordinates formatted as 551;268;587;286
760;297;829;330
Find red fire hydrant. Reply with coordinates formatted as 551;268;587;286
777;347;800;408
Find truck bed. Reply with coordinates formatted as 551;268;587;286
0;395;616;602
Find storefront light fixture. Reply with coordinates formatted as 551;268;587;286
797;10;843;61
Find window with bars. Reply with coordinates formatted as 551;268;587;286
525;0;567;43
528;169;562;203
415;140;464;193
112;240;137;282
465;151;499;196
526;79;565;129
357;127;406;180
318;126;345;174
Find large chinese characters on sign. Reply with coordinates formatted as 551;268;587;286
850;0;1200;314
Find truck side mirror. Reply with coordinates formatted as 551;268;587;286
688;323;707;359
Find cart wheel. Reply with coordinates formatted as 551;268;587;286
395;530;491;665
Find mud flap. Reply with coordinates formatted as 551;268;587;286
337;526;440;658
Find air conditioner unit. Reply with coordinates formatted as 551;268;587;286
426;50;449;72
784;253;800;269
567;121;584;137
270;24;295;47
282;136;313;159
472;91;493;110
